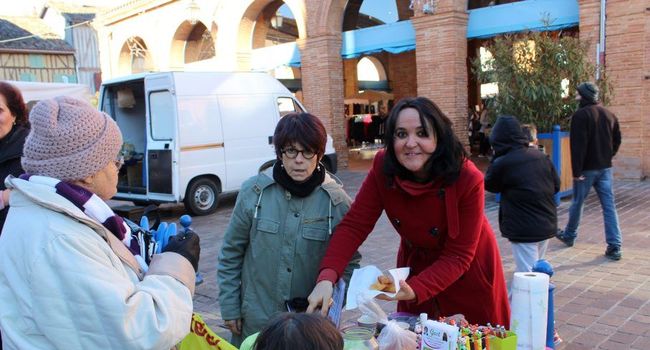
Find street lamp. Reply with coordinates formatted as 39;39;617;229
270;14;283;29
187;0;200;25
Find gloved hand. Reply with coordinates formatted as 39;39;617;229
163;230;200;272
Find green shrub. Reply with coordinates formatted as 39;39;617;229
472;29;612;132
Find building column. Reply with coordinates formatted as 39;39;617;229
412;5;469;143
580;0;647;179
298;35;347;168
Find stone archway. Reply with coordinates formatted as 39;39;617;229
357;56;387;81
118;36;153;76
236;0;306;70
169;21;216;68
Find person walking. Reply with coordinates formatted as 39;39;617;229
485;116;559;274
556;82;623;260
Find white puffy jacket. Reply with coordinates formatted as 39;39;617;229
0;177;195;349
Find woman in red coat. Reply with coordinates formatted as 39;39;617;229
307;97;510;326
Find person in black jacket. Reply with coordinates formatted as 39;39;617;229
556;82;623;260
485;116;560;273
0;81;30;232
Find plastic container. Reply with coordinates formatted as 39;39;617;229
488;331;517;350
357;315;378;330
343;326;379;350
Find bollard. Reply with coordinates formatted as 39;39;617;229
532;259;555;349
180;215;203;286
551;125;562;206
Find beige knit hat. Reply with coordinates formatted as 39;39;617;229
22;96;123;181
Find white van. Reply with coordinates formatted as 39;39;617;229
98;71;338;216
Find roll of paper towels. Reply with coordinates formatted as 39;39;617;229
510;272;549;350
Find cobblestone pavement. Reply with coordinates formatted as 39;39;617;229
159;163;650;349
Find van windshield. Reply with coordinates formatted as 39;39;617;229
277;97;304;116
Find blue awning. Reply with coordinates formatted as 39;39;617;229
250;0;579;69
251;41;301;71
467;0;579;39
341;20;416;59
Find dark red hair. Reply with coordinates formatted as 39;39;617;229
0;81;28;126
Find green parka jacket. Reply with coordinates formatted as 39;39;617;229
217;166;361;345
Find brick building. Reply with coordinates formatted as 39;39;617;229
95;0;649;179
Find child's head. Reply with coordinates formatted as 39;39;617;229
254;313;343;350
521;123;538;145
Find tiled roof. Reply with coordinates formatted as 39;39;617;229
0;17;74;53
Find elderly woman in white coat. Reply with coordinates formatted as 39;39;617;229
0;97;200;349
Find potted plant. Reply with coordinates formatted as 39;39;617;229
472;28;612;199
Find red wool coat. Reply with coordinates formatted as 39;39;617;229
320;151;510;326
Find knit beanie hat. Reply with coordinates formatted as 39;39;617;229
22;96;123;181
577;82;599;103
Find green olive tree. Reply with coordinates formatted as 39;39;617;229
472;30;612;132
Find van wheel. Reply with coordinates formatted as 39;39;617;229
184;178;220;216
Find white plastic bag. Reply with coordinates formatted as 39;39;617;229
357;293;388;324
356;294;417;350
377;321;417;350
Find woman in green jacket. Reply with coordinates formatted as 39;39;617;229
217;113;361;346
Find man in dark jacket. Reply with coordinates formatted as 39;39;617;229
485;115;560;273
556;82;623;260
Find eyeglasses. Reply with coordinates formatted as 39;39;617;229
114;155;124;170
282;148;316;159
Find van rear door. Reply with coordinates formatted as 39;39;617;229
145;74;178;202
218;94;277;191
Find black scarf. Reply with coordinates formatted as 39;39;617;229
273;161;325;198
0;125;29;164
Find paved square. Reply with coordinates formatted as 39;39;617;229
167;166;650;349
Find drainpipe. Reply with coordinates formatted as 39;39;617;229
596;0;606;80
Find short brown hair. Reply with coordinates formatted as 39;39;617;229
0;81;28;126
254;313;343;350
273;112;327;160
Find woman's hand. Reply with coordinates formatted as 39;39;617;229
0;189;10;210
375;279;416;302
224;319;241;335
307;280;333;316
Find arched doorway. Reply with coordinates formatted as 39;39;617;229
357;56;387;83
340;0;416;166
252;2;299;49
237;0;306;69
118;36;153;76
240;1;305;99
170;21;216;67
